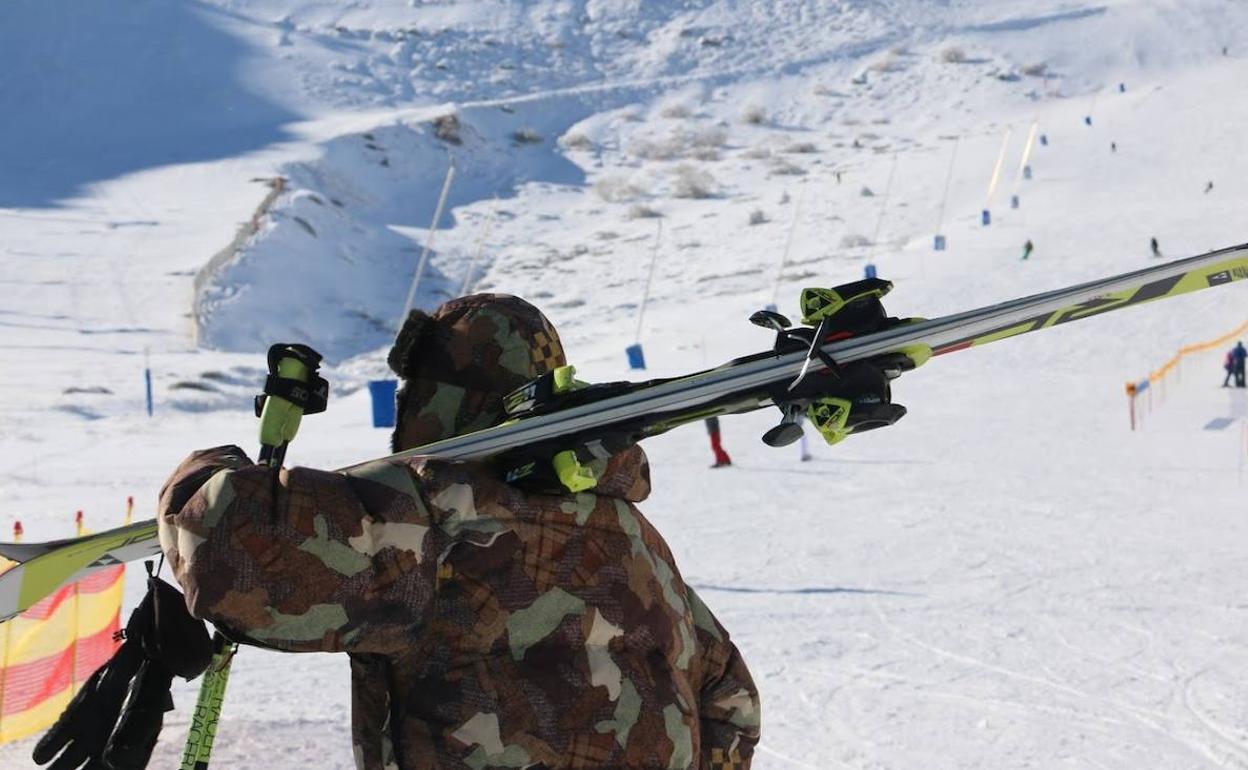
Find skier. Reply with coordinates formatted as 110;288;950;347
1233;340;1247;387
1205;180;1215;194
1022;239;1034;261
705;416;733;467
1223;349;1235;387
1150;237;1162;259
156;295;762;769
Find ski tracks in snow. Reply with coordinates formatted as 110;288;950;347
854;541;1248;768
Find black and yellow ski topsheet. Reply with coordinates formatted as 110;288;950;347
2;242;1246;619
932;246;1248;356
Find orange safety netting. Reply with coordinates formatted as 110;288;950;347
1143;320;1248;388
0;561;124;743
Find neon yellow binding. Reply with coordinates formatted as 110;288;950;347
548;366;602;492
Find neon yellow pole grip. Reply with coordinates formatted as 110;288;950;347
258;356;310;448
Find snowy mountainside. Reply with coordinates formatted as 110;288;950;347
3;1;1248;768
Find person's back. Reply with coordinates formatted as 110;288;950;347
158;294;760;769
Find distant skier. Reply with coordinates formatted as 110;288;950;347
1205;180;1215;194
1022;239;1034;261
1111;141;1117;153
1150;237;1162;259
1233;341;1247;387
1223;349;1236;387
705;416;733;467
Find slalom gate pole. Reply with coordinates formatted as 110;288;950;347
1009;122;1038;204
933;135;960;245
144;347;153;417
179;344;327;770
770;184;807;309
399;161;456;326
983;128;1013;220
634;219;663;345
866;153;899;265
460;196;498;296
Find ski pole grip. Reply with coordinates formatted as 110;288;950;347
255;344;328;457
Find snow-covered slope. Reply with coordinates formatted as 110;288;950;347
2;1;1248;768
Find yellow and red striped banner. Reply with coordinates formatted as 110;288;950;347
0;560;124;743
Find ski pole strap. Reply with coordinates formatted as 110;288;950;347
254;343;328;465
179;634;237;770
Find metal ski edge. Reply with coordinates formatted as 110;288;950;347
1;243;1244;616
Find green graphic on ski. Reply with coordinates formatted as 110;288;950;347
0;522;159;620
2;242;1246;620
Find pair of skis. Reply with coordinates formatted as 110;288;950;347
2;242;1247;620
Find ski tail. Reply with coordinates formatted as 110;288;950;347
0;538;77;564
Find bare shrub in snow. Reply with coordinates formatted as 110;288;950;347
1021;62;1048;77
631;127;726;161
688;126;727;148
629;136;684;161
783;141;818;154
940;46;968;64
432;114;462;145
860;186;875;197
671;164;717;198
869;54;905;73
768;157;805;176
740;105;767;125
594;176;644;203
660;102;693;119
626;203;662;219
748;209;768;226
511;127;543;145
841;234;871;248
560;132;594;150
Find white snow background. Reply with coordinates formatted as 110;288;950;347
2;0;1248;767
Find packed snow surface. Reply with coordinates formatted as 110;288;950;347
3;1;1248;767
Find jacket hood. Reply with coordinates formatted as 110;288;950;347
388;294;565;452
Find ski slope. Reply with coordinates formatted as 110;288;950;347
2;1;1248;767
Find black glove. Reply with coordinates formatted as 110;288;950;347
32;640;143;770
102;660;175;770
33;571;213;770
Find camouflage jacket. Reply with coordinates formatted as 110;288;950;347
158;446;760;770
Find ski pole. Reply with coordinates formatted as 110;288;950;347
179;344;327;770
